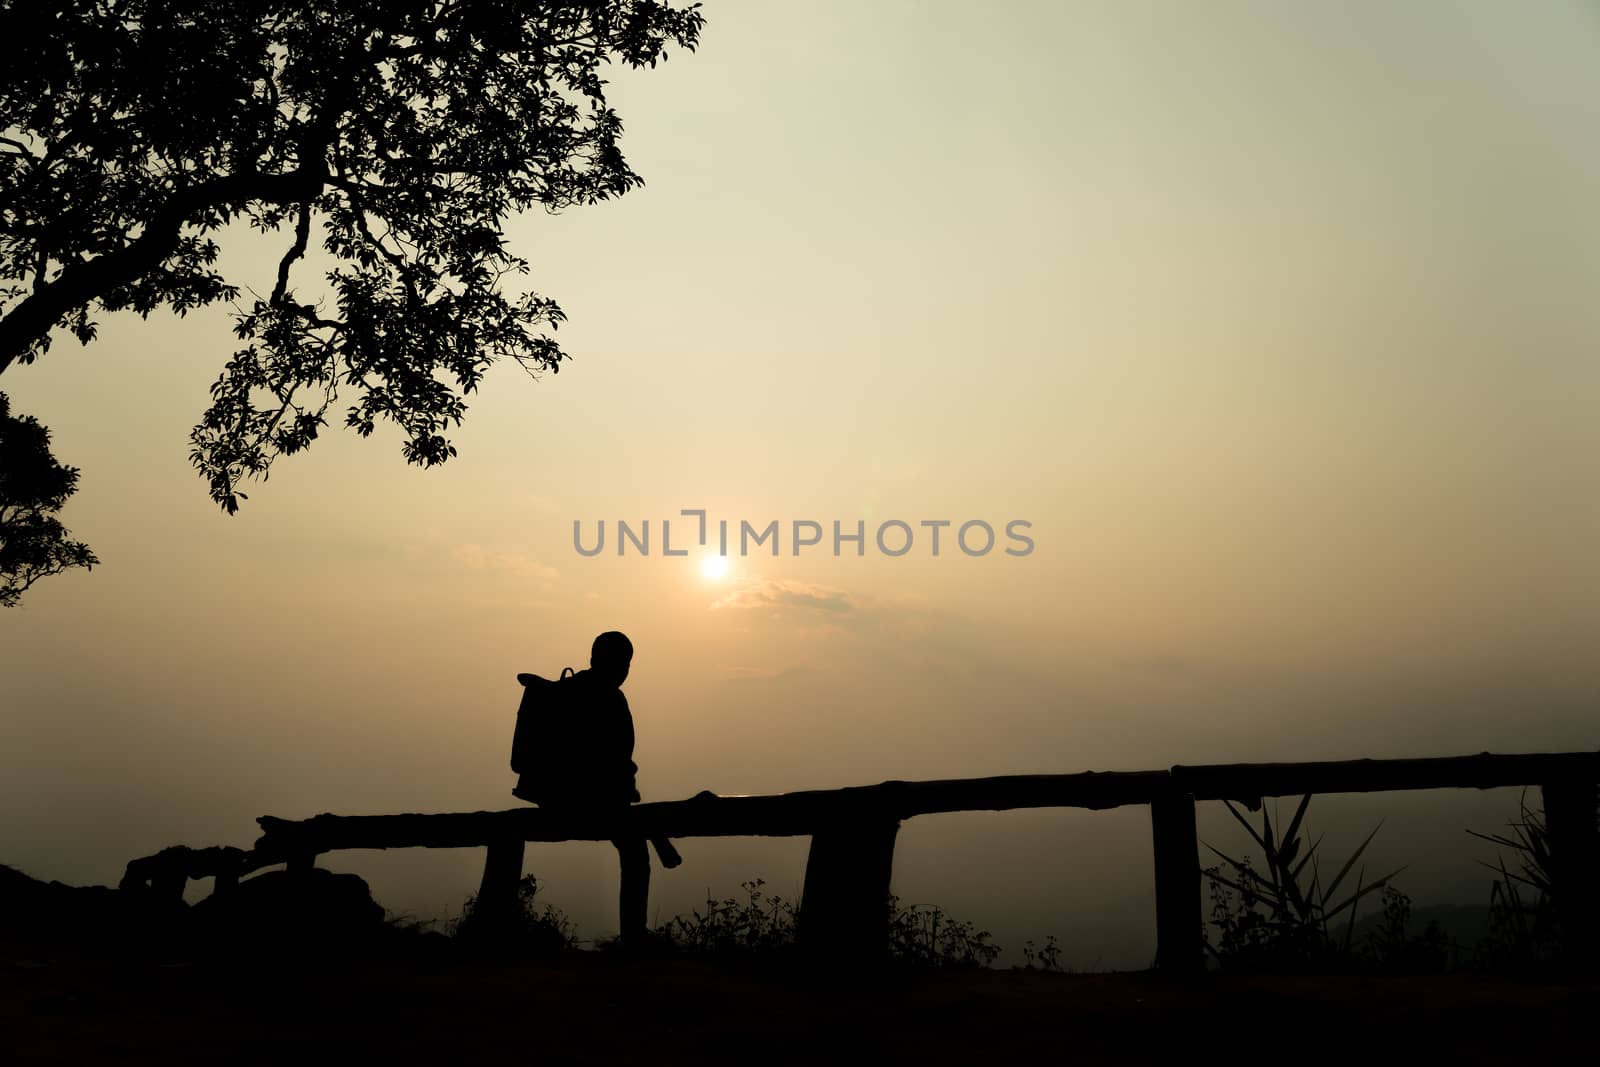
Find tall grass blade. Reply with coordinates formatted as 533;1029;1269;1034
1323;820;1385;901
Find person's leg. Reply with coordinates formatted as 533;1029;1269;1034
613;835;651;941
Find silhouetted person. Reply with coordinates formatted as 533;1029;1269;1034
515;631;676;943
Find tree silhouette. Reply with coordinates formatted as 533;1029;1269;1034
0;0;704;579
0;391;97;606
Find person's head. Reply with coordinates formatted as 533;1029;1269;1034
590;631;633;687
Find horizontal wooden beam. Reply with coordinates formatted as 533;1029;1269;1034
885;771;1174;814
252;772;1178;858
119;845;281;899
1172;751;1600;804
246;751;1599;859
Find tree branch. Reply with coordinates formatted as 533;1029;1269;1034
0;164;327;376
271;201;313;305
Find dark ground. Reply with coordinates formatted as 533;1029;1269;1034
4;952;1597;1065
5;863;1594;1064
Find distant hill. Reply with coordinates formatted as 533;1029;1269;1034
1348;901;1494;951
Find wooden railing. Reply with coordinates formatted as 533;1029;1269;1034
121;750;1600;970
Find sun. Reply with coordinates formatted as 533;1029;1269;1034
700;553;731;580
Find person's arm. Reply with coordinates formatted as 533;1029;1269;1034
617;692;640;802
619;692;635;762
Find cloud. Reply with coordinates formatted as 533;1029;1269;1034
451;543;560;583
710;578;856;616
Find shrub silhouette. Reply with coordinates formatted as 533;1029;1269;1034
1467;790;1566;972
1202;794;1403;972
650;878;1004;968
886;895;1001;969
449;874;577;958
1021;935;1064;972
655;879;798;958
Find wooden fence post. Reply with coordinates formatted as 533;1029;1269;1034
477;837;526;922
1151;792;1203;974
1540;777;1599;964
799;818;900;961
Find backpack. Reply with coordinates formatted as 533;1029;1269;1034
509;667;576;777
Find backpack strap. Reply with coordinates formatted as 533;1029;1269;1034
560;666;575;679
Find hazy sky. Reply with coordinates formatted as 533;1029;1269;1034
3;1;1598;967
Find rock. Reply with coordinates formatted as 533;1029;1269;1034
189;868;386;953
0;863;182;956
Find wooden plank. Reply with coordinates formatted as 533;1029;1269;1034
251;772;1174;856
1150;792;1203;974
1175;751;1600;805
120;845;266;895
798;818;900;961
889;771;1173;814
241;752;1599;895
